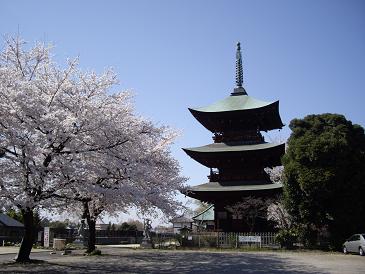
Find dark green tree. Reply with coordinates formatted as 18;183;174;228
5;208;43;231
118;222;137;232
282;113;365;249
43;220;68;236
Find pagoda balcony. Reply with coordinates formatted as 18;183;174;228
213;130;264;144
208;170;270;182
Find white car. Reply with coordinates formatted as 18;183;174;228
343;234;365;256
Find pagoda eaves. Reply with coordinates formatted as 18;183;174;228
183;142;284;168
185;182;282;203
189;96;284;133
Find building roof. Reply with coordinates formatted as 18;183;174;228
190;94;275;113
183;142;285;169
184;181;283;203
184;142;283;153
189;181;283;192
0;213;24;227
188;100;284;133
193;205;215;221
170;216;193;223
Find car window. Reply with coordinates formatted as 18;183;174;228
362;234;365;239
348;235;358;241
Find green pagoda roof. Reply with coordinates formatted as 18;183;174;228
190;94;276;113
184;181;283;202
188;99;284;132
183;142;285;168
193;205;214;221
184;142;283;153
190;181;282;192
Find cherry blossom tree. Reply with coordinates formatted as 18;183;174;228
225;197;274;232
0;37;185;261
264;166;284;184
61;121;186;253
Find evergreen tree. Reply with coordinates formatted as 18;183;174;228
283;113;365;248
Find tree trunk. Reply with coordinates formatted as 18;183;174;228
15;208;34;262
82;201;97;253
86;218;96;253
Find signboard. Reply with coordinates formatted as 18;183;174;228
44;227;50;247
188;236;193;241
238;236;261;243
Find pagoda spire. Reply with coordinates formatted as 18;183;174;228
236;42;243;87
232;42;247;95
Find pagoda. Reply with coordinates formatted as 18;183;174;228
183;43;285;232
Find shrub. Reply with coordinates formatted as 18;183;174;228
275;228;298;249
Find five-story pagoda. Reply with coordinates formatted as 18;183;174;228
183;43;285;232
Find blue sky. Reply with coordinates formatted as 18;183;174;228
2;0;365;221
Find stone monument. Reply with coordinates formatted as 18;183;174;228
73;219;87;248
141;219;153;248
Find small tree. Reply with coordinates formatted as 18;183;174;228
125;219;144;231
226;196;273;232
118;222;137;232
265;166;284;184
267;201;291;230
60;120;186;253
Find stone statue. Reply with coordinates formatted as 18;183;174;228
141;218;153;248
78;219;86;239
143;219;152;240
74;219;87;247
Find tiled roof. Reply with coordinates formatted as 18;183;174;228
170;216;193;223
193;205;214;221
0;213;24;227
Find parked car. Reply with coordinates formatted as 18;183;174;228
343;234;365;256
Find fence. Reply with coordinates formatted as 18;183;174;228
51;229;144;245
217;232;277;248
152;232;179;248
154;232;278;249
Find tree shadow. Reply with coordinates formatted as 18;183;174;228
0;250;328;273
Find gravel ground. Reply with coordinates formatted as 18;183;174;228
0;247;364;273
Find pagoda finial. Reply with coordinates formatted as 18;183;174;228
232;41;247;95
236;42;243;87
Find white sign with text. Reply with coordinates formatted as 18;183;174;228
44;227;50;247
238;236;261;243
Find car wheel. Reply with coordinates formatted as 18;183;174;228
343;246;348;254
359;247;364;256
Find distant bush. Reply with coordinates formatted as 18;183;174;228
275;228;298;249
